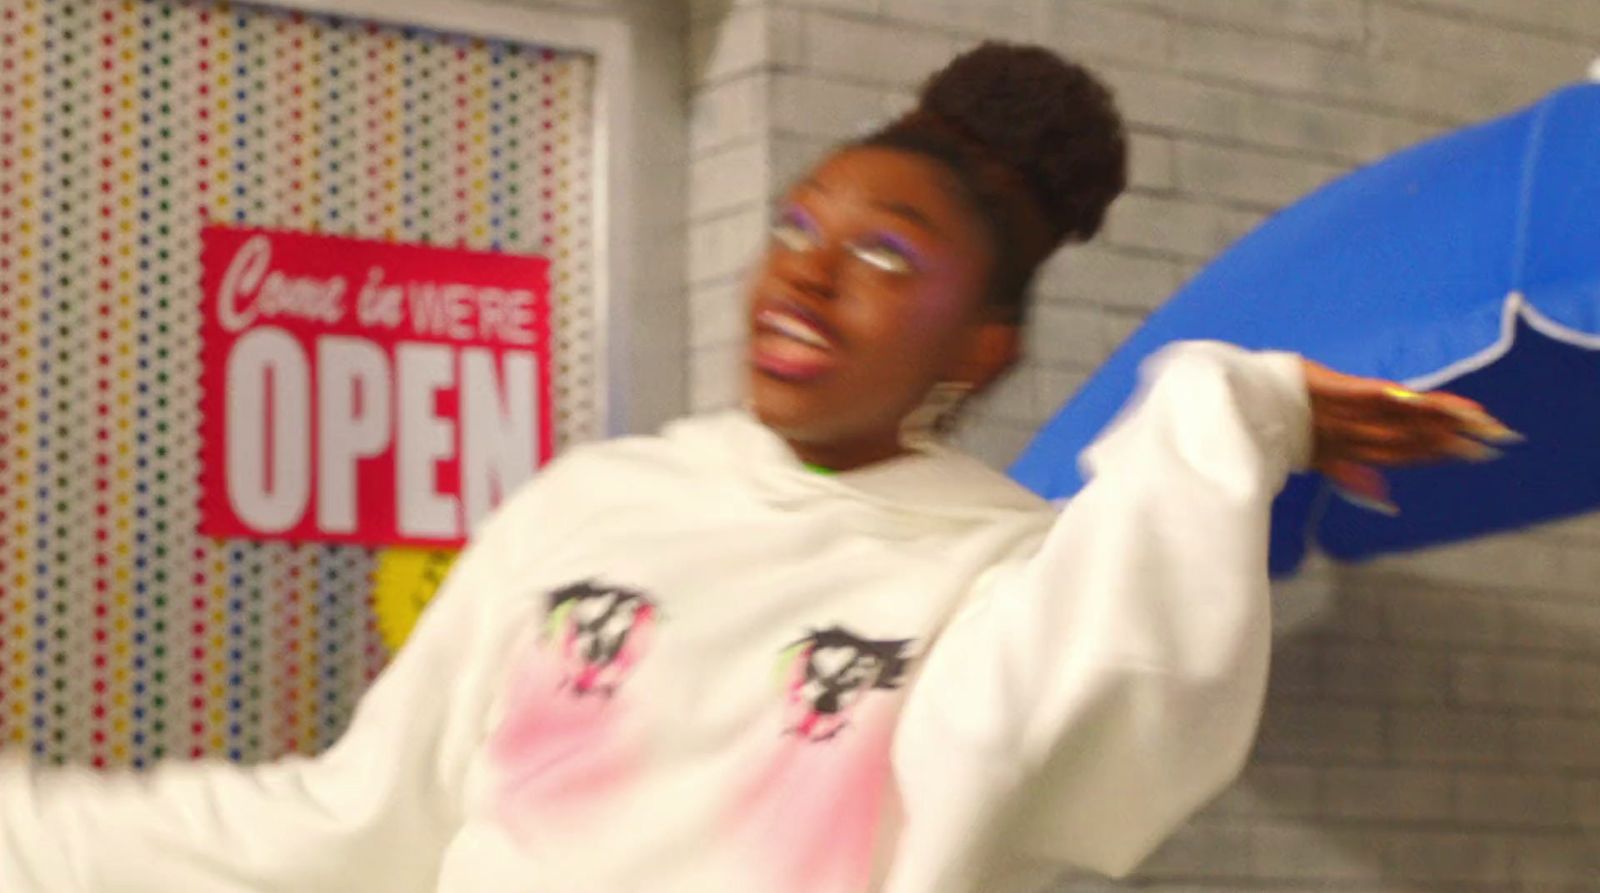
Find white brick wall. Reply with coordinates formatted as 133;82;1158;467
682;3;1600;888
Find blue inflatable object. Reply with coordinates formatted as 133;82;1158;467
1011;84;1600;576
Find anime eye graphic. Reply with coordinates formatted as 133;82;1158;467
573;594;615;625
810;646;855;681
601;608;634;641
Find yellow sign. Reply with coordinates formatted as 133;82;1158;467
371;547;460;653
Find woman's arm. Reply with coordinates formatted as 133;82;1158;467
887;342;1305;891
0;481;547;893
887;342;1505;890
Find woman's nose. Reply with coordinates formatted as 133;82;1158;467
778;240;841;300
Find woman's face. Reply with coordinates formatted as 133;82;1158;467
745;146;1014;469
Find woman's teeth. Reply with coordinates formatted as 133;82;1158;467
761;310;830;349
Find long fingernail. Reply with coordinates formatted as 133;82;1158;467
1468;419;1526;445
1442;406;1523;443
1384;386;1424;404
1335;487;1400;517
1478;425;1526;445
1451;441;1504;462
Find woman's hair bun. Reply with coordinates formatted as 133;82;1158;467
916;41;1127;243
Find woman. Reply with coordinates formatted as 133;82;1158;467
0;43;1511;893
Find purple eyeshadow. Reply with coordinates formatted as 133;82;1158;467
876;233;921;267
783;206;818;234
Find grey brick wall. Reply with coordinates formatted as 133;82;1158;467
686;1;1600;890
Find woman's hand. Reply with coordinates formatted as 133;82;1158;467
1302;360;1522;515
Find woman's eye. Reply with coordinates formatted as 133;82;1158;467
850;240;915;276
771;217;817;253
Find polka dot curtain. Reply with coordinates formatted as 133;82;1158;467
0;0;597;768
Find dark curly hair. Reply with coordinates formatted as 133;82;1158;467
858;42;1128;323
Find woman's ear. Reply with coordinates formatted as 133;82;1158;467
952;322;1021;393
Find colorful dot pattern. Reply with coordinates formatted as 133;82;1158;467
0;0;597;767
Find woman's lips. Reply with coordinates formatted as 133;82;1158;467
751;305;838;382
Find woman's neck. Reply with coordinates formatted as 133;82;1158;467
785;432;910;473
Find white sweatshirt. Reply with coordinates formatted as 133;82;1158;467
0;342;1310;893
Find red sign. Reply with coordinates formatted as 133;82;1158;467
199;225;554;548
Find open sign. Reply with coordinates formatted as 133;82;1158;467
199;226;554;547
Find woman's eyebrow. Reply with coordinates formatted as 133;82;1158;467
800;177;943;237
871;200;944;238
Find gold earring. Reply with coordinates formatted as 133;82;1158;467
900;381;973;448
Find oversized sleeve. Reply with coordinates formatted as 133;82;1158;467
0;477;552;893
887;342;1312;891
